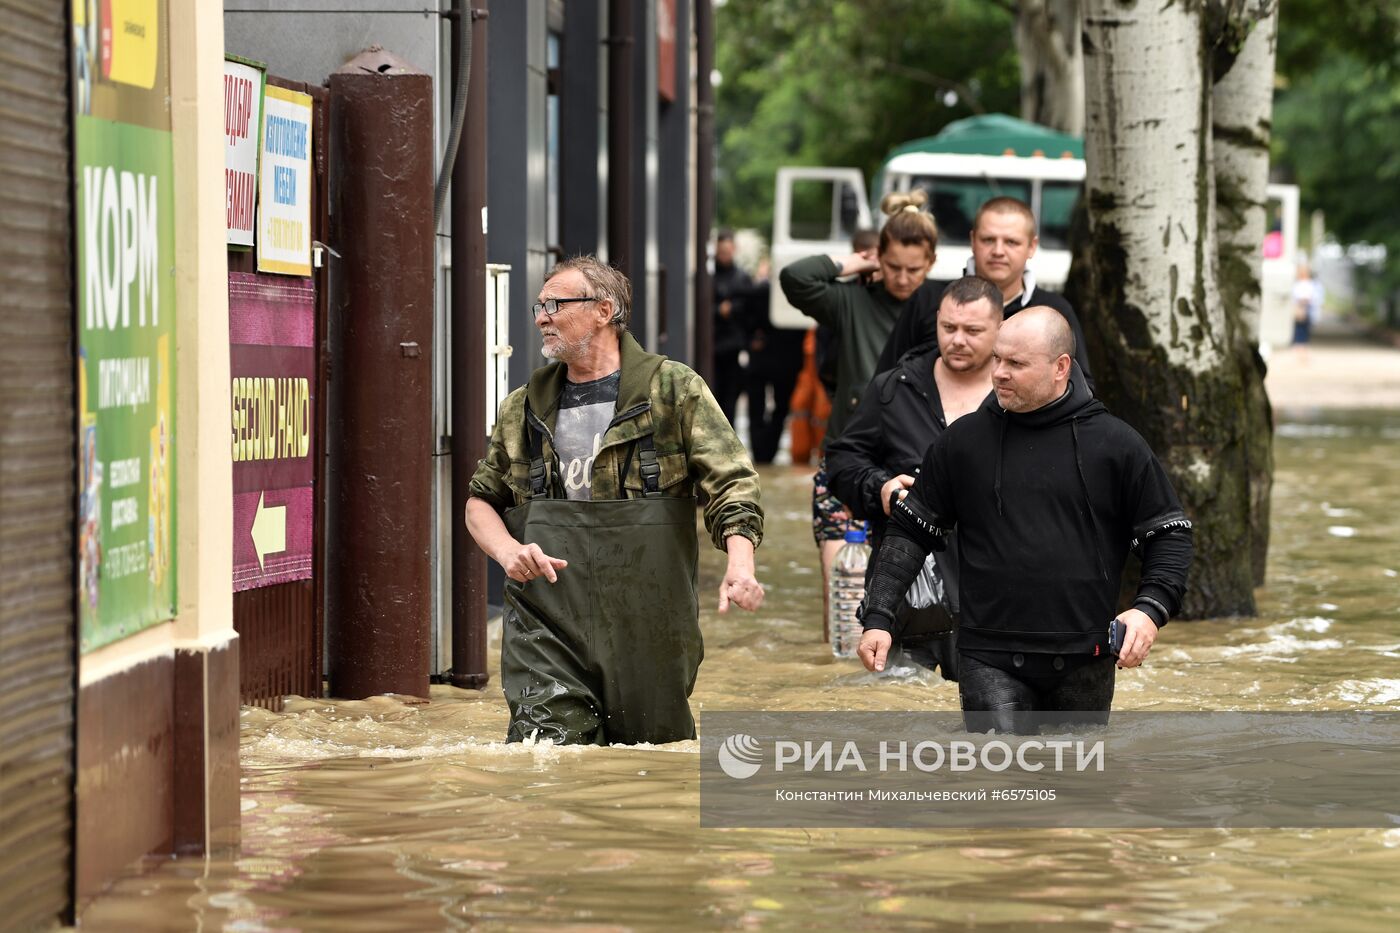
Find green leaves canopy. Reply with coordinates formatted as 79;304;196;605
715;0;1021;232
1272;0;1400;293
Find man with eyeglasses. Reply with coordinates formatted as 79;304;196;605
466;255;765;746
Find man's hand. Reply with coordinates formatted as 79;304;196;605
858;629;892;672
466;498;568;584
880;474;915;515
1115;607;1158;669
719;569;764;612
718;533;764;612
499;542;568;583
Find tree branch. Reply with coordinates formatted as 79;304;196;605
871;60;987;113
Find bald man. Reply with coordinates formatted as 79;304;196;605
856;308;1193;731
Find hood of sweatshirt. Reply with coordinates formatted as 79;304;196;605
982;360;1112;586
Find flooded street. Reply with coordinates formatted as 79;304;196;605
81;402;1400;930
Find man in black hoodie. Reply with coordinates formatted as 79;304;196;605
856;308;1193;730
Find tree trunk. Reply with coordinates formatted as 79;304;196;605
1077;0;1256;618
1016;0;1085;135
1210;2;1278;587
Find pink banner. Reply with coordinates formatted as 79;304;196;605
229;274;315;347
232;487;314;589
229;272;316;592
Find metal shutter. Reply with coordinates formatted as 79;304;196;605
0;1;77;928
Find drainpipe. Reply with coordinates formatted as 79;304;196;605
694;0;715;383
607;0;635;284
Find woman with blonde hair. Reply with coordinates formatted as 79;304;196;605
779;190;940;643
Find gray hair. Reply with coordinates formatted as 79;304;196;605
546;255;632;334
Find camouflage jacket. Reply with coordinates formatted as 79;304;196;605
469;331;764;551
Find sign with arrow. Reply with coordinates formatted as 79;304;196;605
250;492;287;572
230;272;315;591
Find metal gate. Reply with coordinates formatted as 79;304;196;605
228;76;329;710
0;0;77;926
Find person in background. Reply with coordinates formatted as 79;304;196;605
742;257;805;464
789;229;879;466
787;327;832;466
826;275;1004;680
816;228;881;399
876;197;1094;391
1291;261;1323;362
711;229;752;425
779;192;941;642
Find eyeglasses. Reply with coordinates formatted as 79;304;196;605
531;296;598;316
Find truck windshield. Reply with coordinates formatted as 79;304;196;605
909;176;1031;246
788;178;864;243
1039;181;1081;250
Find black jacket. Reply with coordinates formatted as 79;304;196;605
826;343;949;525
712;261;753;359
825;343;963;630
866;362;1192;655
876;279;1094;391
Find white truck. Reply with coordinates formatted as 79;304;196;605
770;114;1300;351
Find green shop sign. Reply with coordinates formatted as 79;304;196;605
74;0;178;651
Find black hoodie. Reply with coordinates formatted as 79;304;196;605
868;362;1192;656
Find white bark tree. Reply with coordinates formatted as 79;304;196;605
1213;2;1278;345
1015;0;1085;135
1073;0;1278;617
1211;3;1278;586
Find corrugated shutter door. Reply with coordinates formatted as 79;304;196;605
0;1;77;929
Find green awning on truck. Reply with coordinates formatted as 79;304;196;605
883;114;1083;161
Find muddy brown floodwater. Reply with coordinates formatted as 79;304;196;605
81;406;1400;931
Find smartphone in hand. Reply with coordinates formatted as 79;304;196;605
1108;619;1125;657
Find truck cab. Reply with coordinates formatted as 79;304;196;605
770;115;1300;352
769;115;1083;329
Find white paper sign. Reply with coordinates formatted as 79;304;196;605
224;59;263;247
257;85;313;276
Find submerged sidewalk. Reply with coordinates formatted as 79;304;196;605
1264;318;1400;410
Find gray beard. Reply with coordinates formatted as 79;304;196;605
541;330;593;362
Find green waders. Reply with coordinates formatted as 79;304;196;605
501;423;702;745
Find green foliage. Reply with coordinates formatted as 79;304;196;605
1274;58;1400;249
1274;0;1399;77
1273;0;1400;295
714;0;1021;232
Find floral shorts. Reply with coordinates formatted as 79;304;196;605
811;457;852;545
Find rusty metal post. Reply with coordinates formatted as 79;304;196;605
450;2;490;689
326;48;435;699
694;0;715;384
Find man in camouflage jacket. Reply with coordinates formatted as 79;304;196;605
466;256;764;744
467;258;765;597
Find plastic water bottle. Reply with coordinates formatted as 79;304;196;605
829;527;871;659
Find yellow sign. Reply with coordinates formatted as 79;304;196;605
257;86;314;276
104;0;160;90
